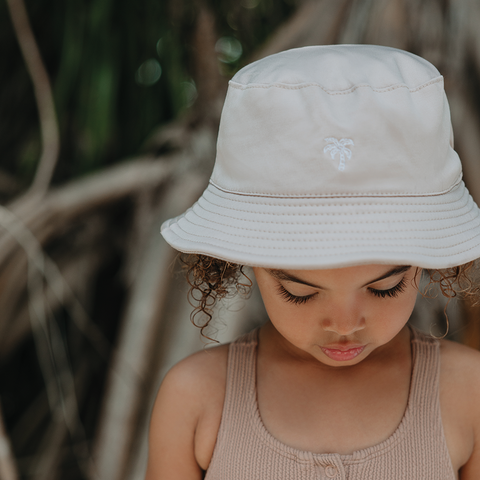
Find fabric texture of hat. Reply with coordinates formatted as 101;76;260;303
161;44;480;269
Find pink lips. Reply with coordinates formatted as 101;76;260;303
320;345;366;362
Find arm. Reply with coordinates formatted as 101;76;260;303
440;340;480;479
145;345;228;479
461;447;480;480
458;356;480;480
145;361;204;480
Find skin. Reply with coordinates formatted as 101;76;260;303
146;264;480;479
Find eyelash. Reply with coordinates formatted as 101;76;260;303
276;285;316;305
276;277;408;305
369;277;407;298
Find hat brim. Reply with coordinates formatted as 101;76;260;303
161;181;480;270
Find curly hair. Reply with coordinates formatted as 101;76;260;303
181;253;480;337
181;254;253;339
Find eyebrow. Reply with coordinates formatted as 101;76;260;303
267;265;411;290
362;265;411;286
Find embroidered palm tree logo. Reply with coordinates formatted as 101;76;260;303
323;138;354;171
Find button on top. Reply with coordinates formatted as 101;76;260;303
325;464;338;478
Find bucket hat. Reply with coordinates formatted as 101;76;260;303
161;44;480;269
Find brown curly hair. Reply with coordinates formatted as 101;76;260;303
181;253;480;337
181;254;253;339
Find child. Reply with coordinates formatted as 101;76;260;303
146;45;480;479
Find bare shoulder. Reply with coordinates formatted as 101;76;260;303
151;343;229;428
146;344;229;479
161;342;230;399
439;338;480;413
439;338;480;387
439;339;480;478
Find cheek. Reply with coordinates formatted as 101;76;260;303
256;283;314;334
256;280;282;321
372;287;418;334
260;289;295;323
398;282;419;312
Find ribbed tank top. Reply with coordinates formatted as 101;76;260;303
205;327;457;480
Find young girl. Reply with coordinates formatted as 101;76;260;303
146;45;480;479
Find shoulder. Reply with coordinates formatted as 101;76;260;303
439;338;480;412
438;339;480;476
146;343;229;478
152;342;230;436
439;338;480;390
161;342;230;401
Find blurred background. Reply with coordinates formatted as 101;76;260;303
1;0;480;478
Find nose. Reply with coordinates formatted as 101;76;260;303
321;301;366;336
322;318;366;336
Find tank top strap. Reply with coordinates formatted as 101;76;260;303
211;328;259;454
407;326;451;459
408;325;440;409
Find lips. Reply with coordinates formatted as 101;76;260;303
320;344;366;362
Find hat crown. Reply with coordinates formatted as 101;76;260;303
231;44;440;91
211;45;461;198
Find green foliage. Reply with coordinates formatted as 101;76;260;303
1;0;296;185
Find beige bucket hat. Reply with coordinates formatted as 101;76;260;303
161;45;480;269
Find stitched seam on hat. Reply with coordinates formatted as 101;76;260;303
175;224;480;251
189;207;479;235
173;223;480;253
209;174;462;198
185;213;480;240
199;195;475;217
196;202;477;224
206;185;468;207
202;201;472;215
228;76;443;95
168;231;480;258
200;207;475;222
194;208;477;225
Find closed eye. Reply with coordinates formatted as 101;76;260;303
276;284;317;305
276;276;408;304
368;277;407;298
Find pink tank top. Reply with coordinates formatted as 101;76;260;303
205;327;456;479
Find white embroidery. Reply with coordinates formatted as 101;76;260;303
324;138;354;171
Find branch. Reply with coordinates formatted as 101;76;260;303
189;1;227;121
0;157;175;267
6;0;60;196
251;0;351;61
